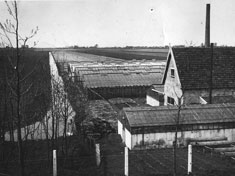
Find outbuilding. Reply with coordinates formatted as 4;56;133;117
146;84;164;106
118;103;235;149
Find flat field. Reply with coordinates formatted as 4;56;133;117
75;48;168;60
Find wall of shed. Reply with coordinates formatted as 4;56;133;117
131;128;235;149
125;128;132;149
146;95;160;106
146;88;164;106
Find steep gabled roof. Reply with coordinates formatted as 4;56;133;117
162;47;235;90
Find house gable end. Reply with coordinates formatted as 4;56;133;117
162;47;181;86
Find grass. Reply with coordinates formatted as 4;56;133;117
0;135;98;176
97;136;235;176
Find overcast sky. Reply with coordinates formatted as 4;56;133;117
1;0;235;48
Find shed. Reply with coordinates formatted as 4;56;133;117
146;84;164;106
118;103;235;149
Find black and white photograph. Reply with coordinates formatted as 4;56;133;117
1;0;235;175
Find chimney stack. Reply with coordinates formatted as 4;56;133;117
205;4;210;47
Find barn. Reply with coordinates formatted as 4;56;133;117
118;103;235;149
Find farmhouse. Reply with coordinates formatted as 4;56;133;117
147;47;235;106
118;103;235;149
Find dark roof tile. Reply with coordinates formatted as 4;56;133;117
172;47;235;89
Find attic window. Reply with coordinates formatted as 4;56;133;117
171;68;175;78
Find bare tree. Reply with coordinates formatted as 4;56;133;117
50;69;80;156
67;71;88;137
0;1;38;175
171;88;184;176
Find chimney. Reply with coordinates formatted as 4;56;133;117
205;4;210;47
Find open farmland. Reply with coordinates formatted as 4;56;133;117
53;50;124;63
75;48;168;61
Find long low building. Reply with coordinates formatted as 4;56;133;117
118;103;235;149
52;51;166;99
72;61;165;99
84;72;162;99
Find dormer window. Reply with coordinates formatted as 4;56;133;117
171;68;175;78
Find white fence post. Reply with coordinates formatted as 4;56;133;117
125;147;129;176
188;144;192;174
53;150;57;176
95;143;101;166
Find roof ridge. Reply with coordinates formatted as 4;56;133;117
123;103;235;112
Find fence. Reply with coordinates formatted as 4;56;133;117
1;143;235;176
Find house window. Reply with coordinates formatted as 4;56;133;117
167;96;175;105
171;68;175;78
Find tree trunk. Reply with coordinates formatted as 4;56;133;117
15;2;24;175
173;128;178;176
63;117;68;157
173;98;181;176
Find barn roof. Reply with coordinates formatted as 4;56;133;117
121;103;235;127
83;72;162;88
162;47;235;90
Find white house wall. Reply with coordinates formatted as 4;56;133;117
164;50;183;105
146;95;160;106
125;128;132;149
131;128;235;149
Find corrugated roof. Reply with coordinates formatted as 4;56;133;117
74;64;164;72
78;69;162;76
162;47;235;89
83;72;162;88
122;103;235;127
